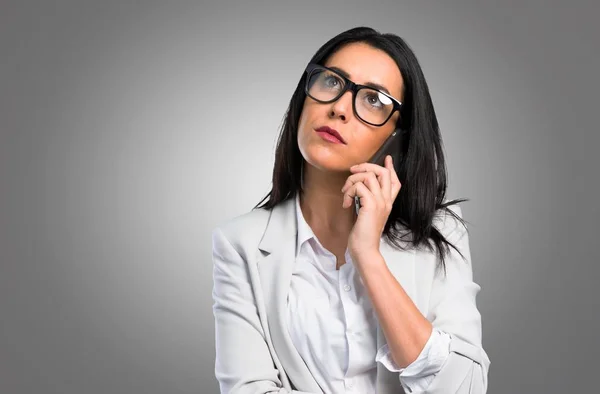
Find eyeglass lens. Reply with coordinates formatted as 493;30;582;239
306;68;395;125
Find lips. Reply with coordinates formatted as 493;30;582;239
315;126;346;144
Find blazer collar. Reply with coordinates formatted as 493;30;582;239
257;195;416;393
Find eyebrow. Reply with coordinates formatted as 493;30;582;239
328;66;393;96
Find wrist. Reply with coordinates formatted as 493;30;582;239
352;250;385;268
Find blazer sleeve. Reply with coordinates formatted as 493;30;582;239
419;206;491;394
212;227;319;394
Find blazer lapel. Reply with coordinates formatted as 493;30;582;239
257;197;417;394
257;197;323;393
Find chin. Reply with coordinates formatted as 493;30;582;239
305;153;348;174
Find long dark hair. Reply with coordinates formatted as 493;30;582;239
253;26;470;274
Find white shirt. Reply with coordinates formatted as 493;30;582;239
286;193;451;393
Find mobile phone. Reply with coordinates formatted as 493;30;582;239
354;128;405;215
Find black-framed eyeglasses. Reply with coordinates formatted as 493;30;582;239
304;62;403;127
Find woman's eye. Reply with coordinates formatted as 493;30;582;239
324;76;339;87
366;94;382;107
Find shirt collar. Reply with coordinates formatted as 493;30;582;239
295;192;315;258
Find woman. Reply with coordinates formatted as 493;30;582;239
211;26;490;394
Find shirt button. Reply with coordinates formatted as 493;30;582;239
343;284;351;292
347;380;354;388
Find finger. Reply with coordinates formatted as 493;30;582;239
351;161;390;203
342;177;373;209
342;173;363;209
361;171;384;205
341;173;362;194
343;175;380;210
351;161;390;191
341;172;372;194
384;155;402;198
380;155;392;202
354;182;374;210
341;172;383;207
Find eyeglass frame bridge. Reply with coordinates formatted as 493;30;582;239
303;62;403;127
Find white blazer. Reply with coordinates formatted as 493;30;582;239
211;196;491;394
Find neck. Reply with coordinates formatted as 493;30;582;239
299;161;357;237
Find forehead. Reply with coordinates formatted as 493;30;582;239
324;42;403;99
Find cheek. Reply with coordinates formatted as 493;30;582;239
297;116;309;145
297;105;315;147
297;122;314;160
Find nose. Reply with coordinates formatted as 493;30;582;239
329;90;353;122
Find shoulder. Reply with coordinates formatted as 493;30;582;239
211;206;272;255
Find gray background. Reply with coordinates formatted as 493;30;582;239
1;1;598;393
